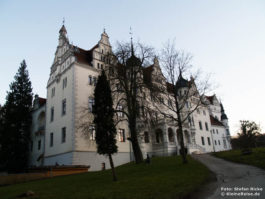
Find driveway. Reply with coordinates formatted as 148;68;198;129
192;154;265;199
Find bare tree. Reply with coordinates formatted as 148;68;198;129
150;40;210;163
107;41;155;163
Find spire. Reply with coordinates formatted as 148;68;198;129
59;18;67;35
220;102;228;120
129;27;135;56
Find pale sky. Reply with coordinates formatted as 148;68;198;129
0;0;265;136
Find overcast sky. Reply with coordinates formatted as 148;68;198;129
1;0;265;136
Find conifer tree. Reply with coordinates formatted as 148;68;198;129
93;70;118;181
0;60;33;172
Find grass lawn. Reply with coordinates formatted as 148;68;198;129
213;147;265;170
0;156;211;199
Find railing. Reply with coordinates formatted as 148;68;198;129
187;143;206;153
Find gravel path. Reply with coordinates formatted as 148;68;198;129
192;154;265;199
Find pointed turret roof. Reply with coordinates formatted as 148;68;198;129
59;25;67;34
176;73;189;89
220;103;228;120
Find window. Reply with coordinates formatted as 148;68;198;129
223;139;227;148
144;132;149;143
89;126;96;140
62;127;66;143
88;76;93;85
116;83;122;92
97;63;100;69
62;99;66;115
216;129;219;134
207;137;211;145
213;129;215;134
50;133;54;147
63;77;67;89
199;121;203;130
218;140;221;145
168;128;174;142
93;77;97;86
38;140;41;150
51;87;55;97
214;140;217;145
50;107;54;122
88;98;95;112
117;105;124;117
155;130;163;143
109;67;114;76
101;64;103;69
203;110;206;115
205;122;209;131
201;136;205;145
118;129;126;142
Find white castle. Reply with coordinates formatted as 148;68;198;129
30;25;231;171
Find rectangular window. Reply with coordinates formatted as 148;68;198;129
88;98;95;112
205;122;209;131
118;129;126;142
62;99;66;115
207;137;211;145
89;126;96;140
93;77;97;86
89;76;93;85
144;132;149;143
218;140;221;145
201;136;205;145
117;105;124;117
38;140;41;150
223;139;227;148
214;140;217;145
50;107;54;122
63;77;67;89
97;63;100;69
62;127;66;143
213;129;215;134
216;129;219;134
51;87;55;97
50;133;54;147
199;121;203;130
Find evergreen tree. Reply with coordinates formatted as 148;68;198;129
0;60;33;172
93;70;118;181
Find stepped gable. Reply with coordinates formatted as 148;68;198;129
210;115;224;127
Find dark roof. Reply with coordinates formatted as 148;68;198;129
210;115;224;127
220;103;228;120
205;95;214;105
143;65;153;84
73;46;93;66
59;25;67;34
176;74;189;89
38;97;46;106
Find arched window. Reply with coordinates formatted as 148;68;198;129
155;129;163;143
144;132;149;143
168;128;174;142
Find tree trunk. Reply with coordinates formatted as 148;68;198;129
177;120;188;164
175;97;188;164
129;118;144;163
108;153;117;181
